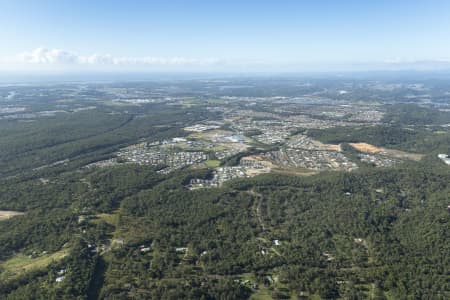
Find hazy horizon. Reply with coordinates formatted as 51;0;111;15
1;1;450;73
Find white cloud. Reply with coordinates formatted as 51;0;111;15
3;48;450;72
14;48;221;67
18;48;79;64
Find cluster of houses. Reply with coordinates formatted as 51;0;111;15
188;156;274;190
187;166;247;189
117;145;207;173
240;157;266;169
286;134;340;151
211;134;246;143
265;149;357;171
359;154;399;167
184;123;220;132
253;130;291;144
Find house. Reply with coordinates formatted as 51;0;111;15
140;247;151;253
438;154;450;165
354;238;363;245
175;247;188;253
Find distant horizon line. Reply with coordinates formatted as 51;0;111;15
2;69;450;84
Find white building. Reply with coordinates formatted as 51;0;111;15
438;154;450;165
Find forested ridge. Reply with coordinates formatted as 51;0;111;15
0;157;448;299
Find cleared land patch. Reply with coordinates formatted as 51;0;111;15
0;248;70;281
204;160;221;167
0;210;24;221
350;142;423;161
350;142;385;154
95;211;120;227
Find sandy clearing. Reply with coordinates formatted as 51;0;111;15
324;143;342;151
350;143;385;154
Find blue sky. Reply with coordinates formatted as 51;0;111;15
1;0;450;72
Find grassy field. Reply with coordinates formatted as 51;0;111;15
181;98;203;106
239;273;273;300
95;210;120;227
271;167;317;176
101;100;138;107
250;289;274;300
204;160;221;167
0;248;70;281
237;271;303;300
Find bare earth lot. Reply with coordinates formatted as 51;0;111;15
350;142;384;154
350;142;423;161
